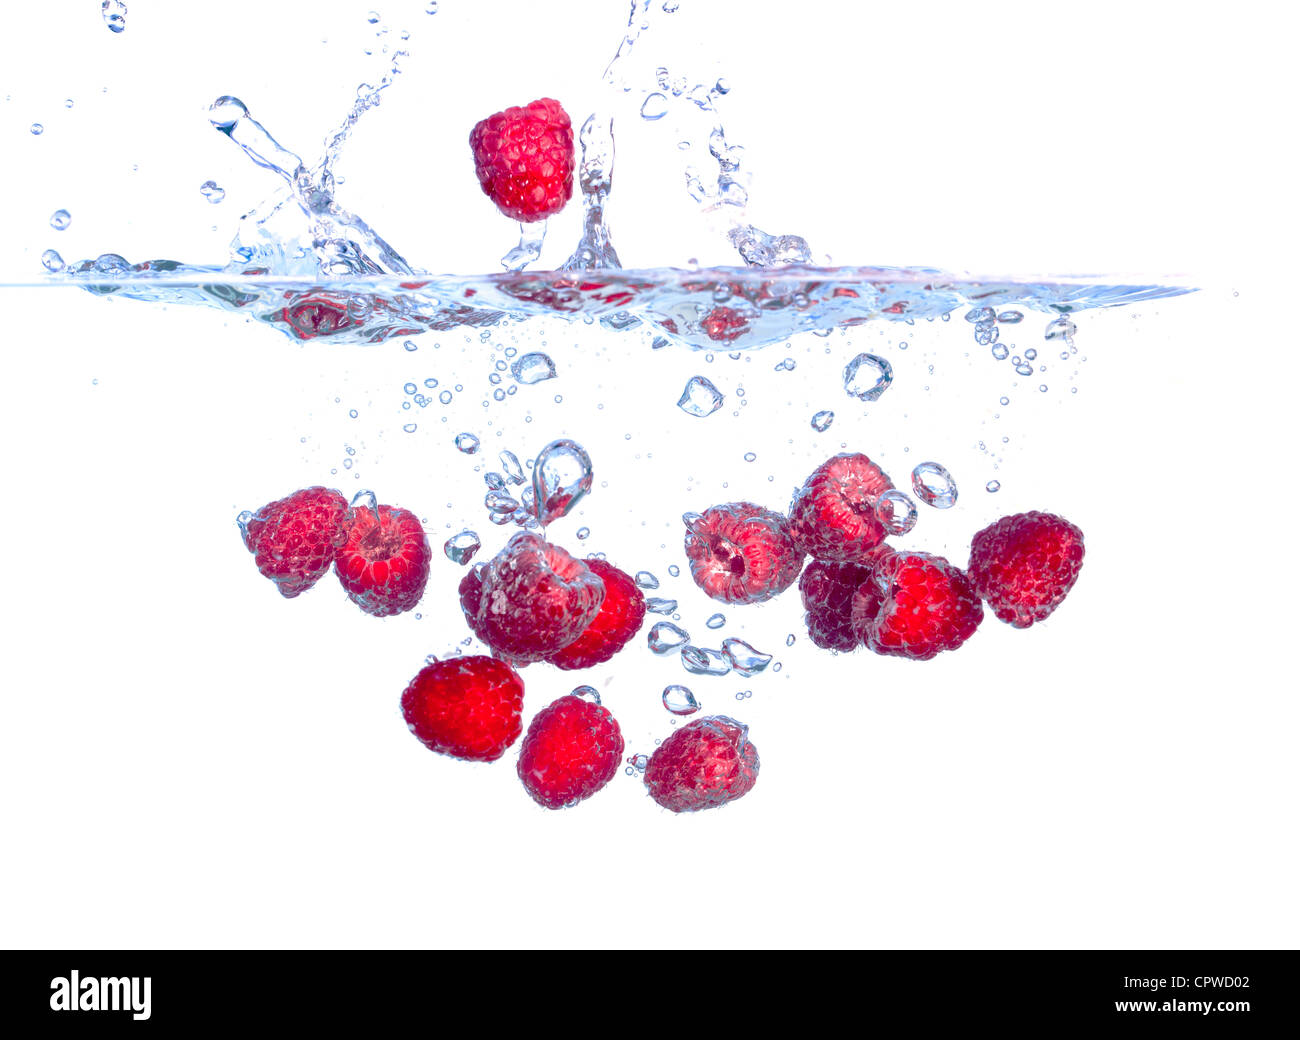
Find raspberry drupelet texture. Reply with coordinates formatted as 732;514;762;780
334;503;432;617
683;502;805;605
469;97;575;222
400;656;525;763
546;560;647;670
968;511;1085;628
643;716;759;813
852;549;983;660
799;556;882;651
240;486;351;599
788;453;896;562
517;695;625;809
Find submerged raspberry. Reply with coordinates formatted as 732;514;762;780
458;532;604;663
799;557;880;651
546;560;646;671
400;656;525;763
334;503;432;617
852;550;983;661
240;486;351;599
644;716;759;814
683;502;805;605
517;695;624;809
788;453;895;562
968;511;1085;628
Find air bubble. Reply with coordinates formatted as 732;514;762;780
648;622;690;655
911;462;958;509
677;376;725;417
49;209;71;230
662;685;699;715
455;432;480;454
876;489;918;535
532;438;593;525
511;352;557;385
811;410;835;432
705;613;726;630
843;353;893;402
444;531;480;564
101;0;127;31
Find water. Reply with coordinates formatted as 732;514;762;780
7;0;1284;952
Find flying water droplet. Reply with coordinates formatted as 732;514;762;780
635;571;659;589
101;0;127;32
843;353;893;402
49;209;70;231
199;180;226;204
640;92;668;120
911;462;958;509
705;613;726;630
662;685;700;715
681;646;731;676
511;352;557;385
721;638;772;676
811;410;835;432
454;432;480;454
875;489;918;535
444;530;481;564
532;438;593;525
41;249;65;273
648;622;690;655
645;597;678;615
677;376;725;417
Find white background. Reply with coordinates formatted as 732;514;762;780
0;0;1297;949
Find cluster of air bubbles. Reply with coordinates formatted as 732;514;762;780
101;1;127;33
443;530;480;565
625;753;649;776
510;352;557;385
843;353;893;402
811;410;834;432
49;209;70;231
721;638;771;676
774;358;796;372
634;571;659;589
199;180;225;204
680;646;731;676
677;375;725;417
875;489;918;535
532;439;593;526
662;685;699;716
911;462;958;509
648;622;690;655
705;613;726;630
454;432;480;455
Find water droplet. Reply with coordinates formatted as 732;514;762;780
999;395;1010;406
367;10;381;24
786;634;796;647
1039;384;1048;393
199;180;225;204
532;438;593;525
403;339;418;352
40;249;65;273
997;310;1024;324
811;409;835;432
29;123;43;136
1045;317;1077;341
843;353;893;402
425;1;438;13
635;571;660;589
986;480;1001;493
681;646;731;676
911;462;958;509
721;638;772;676
444;530;480;565
648;622;690;655
677;376;725;417
571;685;601;706
402;423;417;433
875;489;918;535
743;452;756;463
640;92;669;120
511;352;557;385
662;685;699;715
101;0;127;32
646;597;678;615
455;432;480;454
48;209;71;231
705;613;726;630
991;343;1009;361
500;450;525;485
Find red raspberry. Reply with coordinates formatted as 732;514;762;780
701;305;751;342
517;695;624;809
400;656;524;763
643;716;759;814
469;98;575;222
684;502;805;605
458;533;604;663
546;560;647;671
799;557;878;651
968;511;1085;628
239;486;351;599
852;550;983;660
788;453;895;562
334;503;431;617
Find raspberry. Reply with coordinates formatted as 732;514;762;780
852;550;983;661
400;656;524;763
788;453;895;562
334;503;432;617
683;502;805;605
469;98;575;222
799;557;879;651
546;560;646;671
643;716;759;813
458;532;604;663
516;695;624;809
968;511;1085;628
239;486;351;598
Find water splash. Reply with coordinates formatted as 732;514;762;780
562;114;621;271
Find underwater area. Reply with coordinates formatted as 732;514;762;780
0;1;1296;949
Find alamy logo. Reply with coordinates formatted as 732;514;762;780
49;971;151;1021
